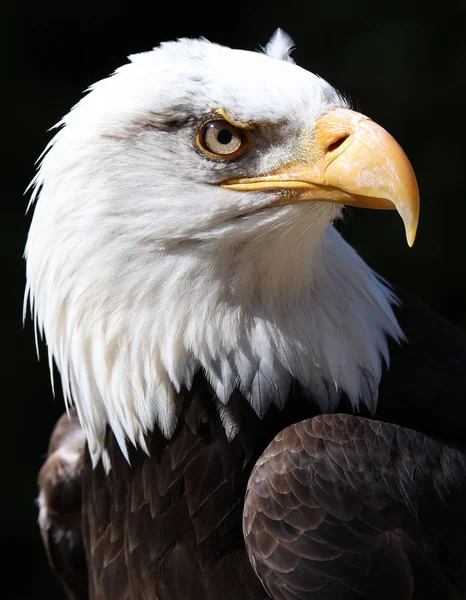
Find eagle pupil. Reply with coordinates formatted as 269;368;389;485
218;129;233;145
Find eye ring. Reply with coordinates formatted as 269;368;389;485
196;119;250;159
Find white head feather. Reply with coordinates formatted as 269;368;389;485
25;31;404;464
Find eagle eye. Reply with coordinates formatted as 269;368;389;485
197;119;249;159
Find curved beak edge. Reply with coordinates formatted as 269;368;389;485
221;108;420;247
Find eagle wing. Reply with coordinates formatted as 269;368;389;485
243;413;466;600
38;410;88;600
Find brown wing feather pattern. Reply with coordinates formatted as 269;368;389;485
37;410;88;600
243;413;466;600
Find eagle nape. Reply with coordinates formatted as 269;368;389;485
27;29;466;600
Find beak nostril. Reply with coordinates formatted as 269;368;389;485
328;134;350;153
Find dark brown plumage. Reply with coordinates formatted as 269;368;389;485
244;414;466;600
38;411;88;600
38;289;466;599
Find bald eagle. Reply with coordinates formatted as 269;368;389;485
26;31;466;600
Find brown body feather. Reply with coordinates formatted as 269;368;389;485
38;411;88;600
38;290;466;599
244;414;466;599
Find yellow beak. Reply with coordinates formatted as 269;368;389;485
221;108;420;246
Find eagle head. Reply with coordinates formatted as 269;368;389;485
25;30;419;463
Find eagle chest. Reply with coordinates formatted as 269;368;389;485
81;380;289;600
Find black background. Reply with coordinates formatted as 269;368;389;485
3;1;466;597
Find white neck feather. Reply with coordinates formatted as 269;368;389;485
26;198;403;464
